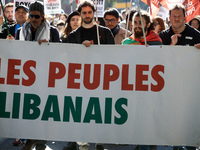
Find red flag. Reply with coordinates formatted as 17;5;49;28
141;0;200;22
159;0;181;10
141;0;160;18
183;0;200;22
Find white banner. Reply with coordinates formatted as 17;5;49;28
44;0;61;15
0;40;200;146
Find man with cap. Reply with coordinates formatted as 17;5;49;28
15;2;59;150
15;1;60;44
0;4;28;39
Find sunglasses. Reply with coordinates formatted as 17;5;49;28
29;14;41;19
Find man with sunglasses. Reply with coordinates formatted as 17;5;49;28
67;0;115;47
103;8;131;44
14;2;59;150
15;1;60;44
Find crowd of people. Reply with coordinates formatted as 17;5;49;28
1;0;200;48
1;0;200;150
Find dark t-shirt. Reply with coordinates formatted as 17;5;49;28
67;25;115;44
159;24;200;46
0;23;16;39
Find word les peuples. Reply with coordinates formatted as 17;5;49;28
48;63;165;92
0;59;36;86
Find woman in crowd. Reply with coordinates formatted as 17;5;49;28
59;13;68;25
188;17;200;31
56;20;66;38
62;11;81;42
153;16;166;34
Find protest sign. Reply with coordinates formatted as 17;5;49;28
14;0;33;10
44;0;61;15
93;0;105;18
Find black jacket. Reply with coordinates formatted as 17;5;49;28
0;23;16;39
67;25;115;44
15;26;60;43
159;24;200;46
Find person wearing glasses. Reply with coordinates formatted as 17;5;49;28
15;1;60;44
103;8;131;44
188;17;200;31
0;4;28;39
67;0;114;47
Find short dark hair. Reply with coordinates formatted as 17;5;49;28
169;4;185;17
103;8;119;19
133;11;154;33
126;9;137;22
77;0;96;13
121;9;126;15
189;17;200;26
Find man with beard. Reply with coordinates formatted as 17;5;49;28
0;2;15;33
0;2;15;25
0;4;27;39
15;1;60;44
159;4;200;49
67;0;115;47
122;11;162;45
65;1;114;150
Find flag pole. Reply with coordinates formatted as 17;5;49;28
0;0;9;36
70;0;73;13
125;0;132;38
95;0;100;45
136;0;147;46
71;3;73;12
